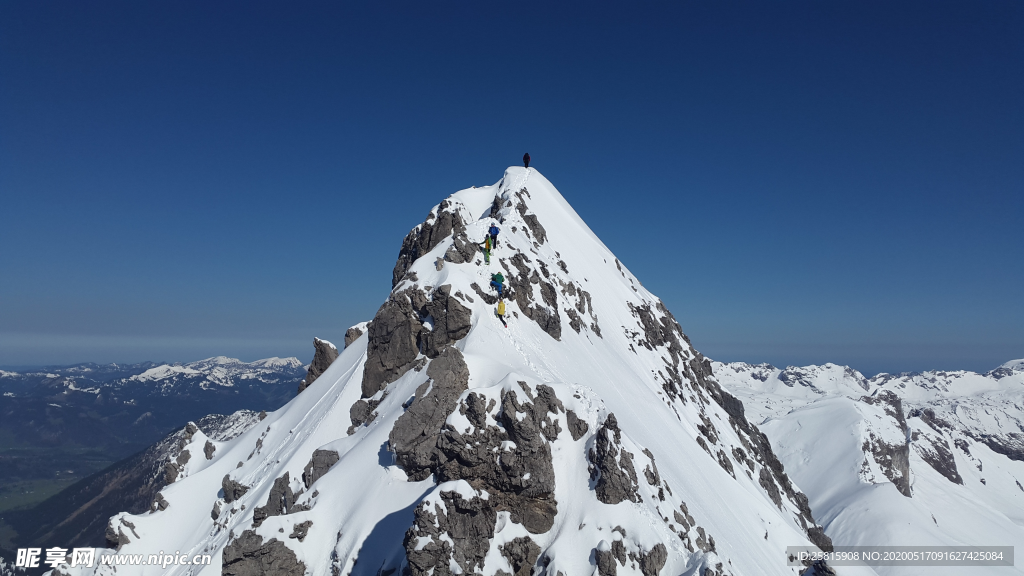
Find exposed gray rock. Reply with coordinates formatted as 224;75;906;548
222;530;306;576
288;520;312;542
344;325;366;348
470;282;499;305
404;491;496;576
361;289;427;398
252;472;308;528
348;391;388;434
164;448;191;485
421;285;473;358
860;393;911;497
759;466;783;508
298;337;339;395
302;449;340;489
566;409;589;441
500;537;541;576
589;414;641;504
913;431;963;485
389;346;471;479
515;194;547;244
976;433;1024;462
104;517;137;550
205;440;216;460
151;492;169;512
393;201;465;287
223;475;250;503
502;253;561;340
595;545;617;576
637;543;667;576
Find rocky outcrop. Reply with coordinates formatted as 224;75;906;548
912;430;963;485
860;392;911;497
362;286;473;398
392;353;563;558
404;490;496;576
389;346;471;477
589;414;641;504
500;537;541;576
514;188;547;244
421;285;473;358
302;449;340;489
252;472;308;527
344;323;367;348
289;520;312;542
502;253;561;340
362;289;428;397
222;474;250;503
393;200;468;287
298;338;339;395
104;517;138;550
222;530;306;576
593;540;667;576
348;391;388;434
566;409;589;441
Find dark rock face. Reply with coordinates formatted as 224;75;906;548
222;530;306;576
252;472;308;528
502;254;561;340
362;285;474;398
223;475;250;503
298;338;339;395
566;409;589;441
205;440;216;460
302;449;340;489
912;431;963;485
976;432;1024;463
288;520;312;542
393;356;565;569
514;190;547;244
638;543;668;576
421;285;473;358
344;325;365;348
404;491;496;576
500;537;541;576
348;391;388;434
860;392;911;497
594;541;667;576
104;517;137;550
389;346;471;478
164;448;191;485
362;289;428;398
393;200;466;287
589;414;641;504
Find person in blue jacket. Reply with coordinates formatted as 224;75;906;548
488;222;500;249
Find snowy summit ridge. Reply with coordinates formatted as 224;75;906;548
65;168;858;576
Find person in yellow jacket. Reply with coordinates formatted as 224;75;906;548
496;298;507;328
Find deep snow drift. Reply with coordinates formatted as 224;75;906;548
53;168;870;576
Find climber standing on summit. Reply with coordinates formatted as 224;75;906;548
523;153;530;168
488;222;500;249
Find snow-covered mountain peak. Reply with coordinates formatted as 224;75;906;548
59;167;865;576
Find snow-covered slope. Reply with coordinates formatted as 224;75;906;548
715;360;1024;576
56;168;869;576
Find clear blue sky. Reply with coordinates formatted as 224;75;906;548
1;1;1021;375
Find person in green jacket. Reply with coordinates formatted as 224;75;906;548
489;272;504;297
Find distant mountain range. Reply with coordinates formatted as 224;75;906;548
0;357;305;522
